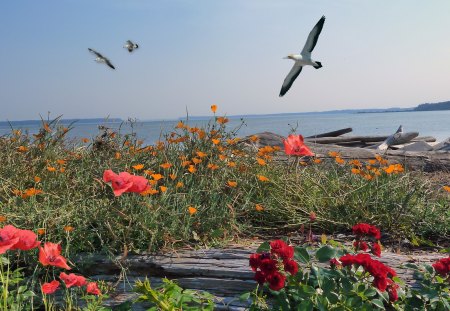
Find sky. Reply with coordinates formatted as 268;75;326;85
1;0;450;121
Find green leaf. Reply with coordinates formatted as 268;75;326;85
371;299;385;310
257;241;270;253
239;292;251;301
298;300;313;311
294;246;310;264
364;287;377;297
315;245;336;263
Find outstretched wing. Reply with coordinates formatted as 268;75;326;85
279;65;303;97
104;58;115;70
301;16;325;57
88;48;103;58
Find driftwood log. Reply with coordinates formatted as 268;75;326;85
77;245;446;310
244;132;450;172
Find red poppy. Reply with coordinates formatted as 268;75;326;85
86;282;101;295
103;170;150;196
12;228;40;251
0;225;20;254
39;242;71;270
42;280;60;294
59;272;87;288
283;135;314;156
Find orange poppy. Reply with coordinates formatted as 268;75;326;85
64;226;74;233
257;175;269;182
216;117;229;124
196;151;207;158
132;164;144;170
227;181;237;187
160;162;172;169
256;158;266;166
188;206;197;215
34;176;41;183
176;182;184;188
227;161;236;167
443;186;450;192
192;158;202;164
159;186;168;193
313;158;322;164
188;165;197;173
211;105;217;113
17;146;28;152
151;174;164;181
255;204;264;212
207;163;219;170
47;166;56;172
212;138;220;145
169;174;177;180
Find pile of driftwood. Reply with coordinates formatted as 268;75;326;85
242;127;450;172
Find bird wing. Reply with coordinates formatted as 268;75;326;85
301;16;325;57
88;48;103;58
105;58;115;70
279;64;303;97
126;40;133;45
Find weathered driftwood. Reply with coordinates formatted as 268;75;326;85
77;246;446;310
306;127;353;138
305;135;389;144
244;132;450;172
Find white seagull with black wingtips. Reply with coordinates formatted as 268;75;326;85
88;48;115;70
279;16;325;97
124;40;139;53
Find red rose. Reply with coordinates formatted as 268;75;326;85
283;260;299;276
249;253;262;271
388;283;399;302
259;258;277;274
371;242;381;257
353;240;369;252
270;240;293;260
266;271;286;291
432;257;450;276
254;271;266;285
373;276;388;291
352;223;381;240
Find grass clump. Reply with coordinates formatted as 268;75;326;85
0;113;448;255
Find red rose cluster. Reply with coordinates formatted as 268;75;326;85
432;256;450;277
339;253;398;301
249;240;299;291
352;223;381;240
352;223;382;257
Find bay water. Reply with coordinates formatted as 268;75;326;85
1;110;449;145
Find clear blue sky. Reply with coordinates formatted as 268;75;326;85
1;0;449;121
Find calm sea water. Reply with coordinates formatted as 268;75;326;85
1;111;449;145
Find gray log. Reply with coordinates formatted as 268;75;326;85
306;128;353;138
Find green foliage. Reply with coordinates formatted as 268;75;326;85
401;263;450;310
134;278;214;311
0;116;448;257
0;256;34;311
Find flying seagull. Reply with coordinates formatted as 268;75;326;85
124;40;139;53
88;48;115;69
279;16;325;97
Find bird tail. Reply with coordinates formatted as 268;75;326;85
313;62;322;69
135;44;139;49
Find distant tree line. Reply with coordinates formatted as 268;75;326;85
415;101;450;111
